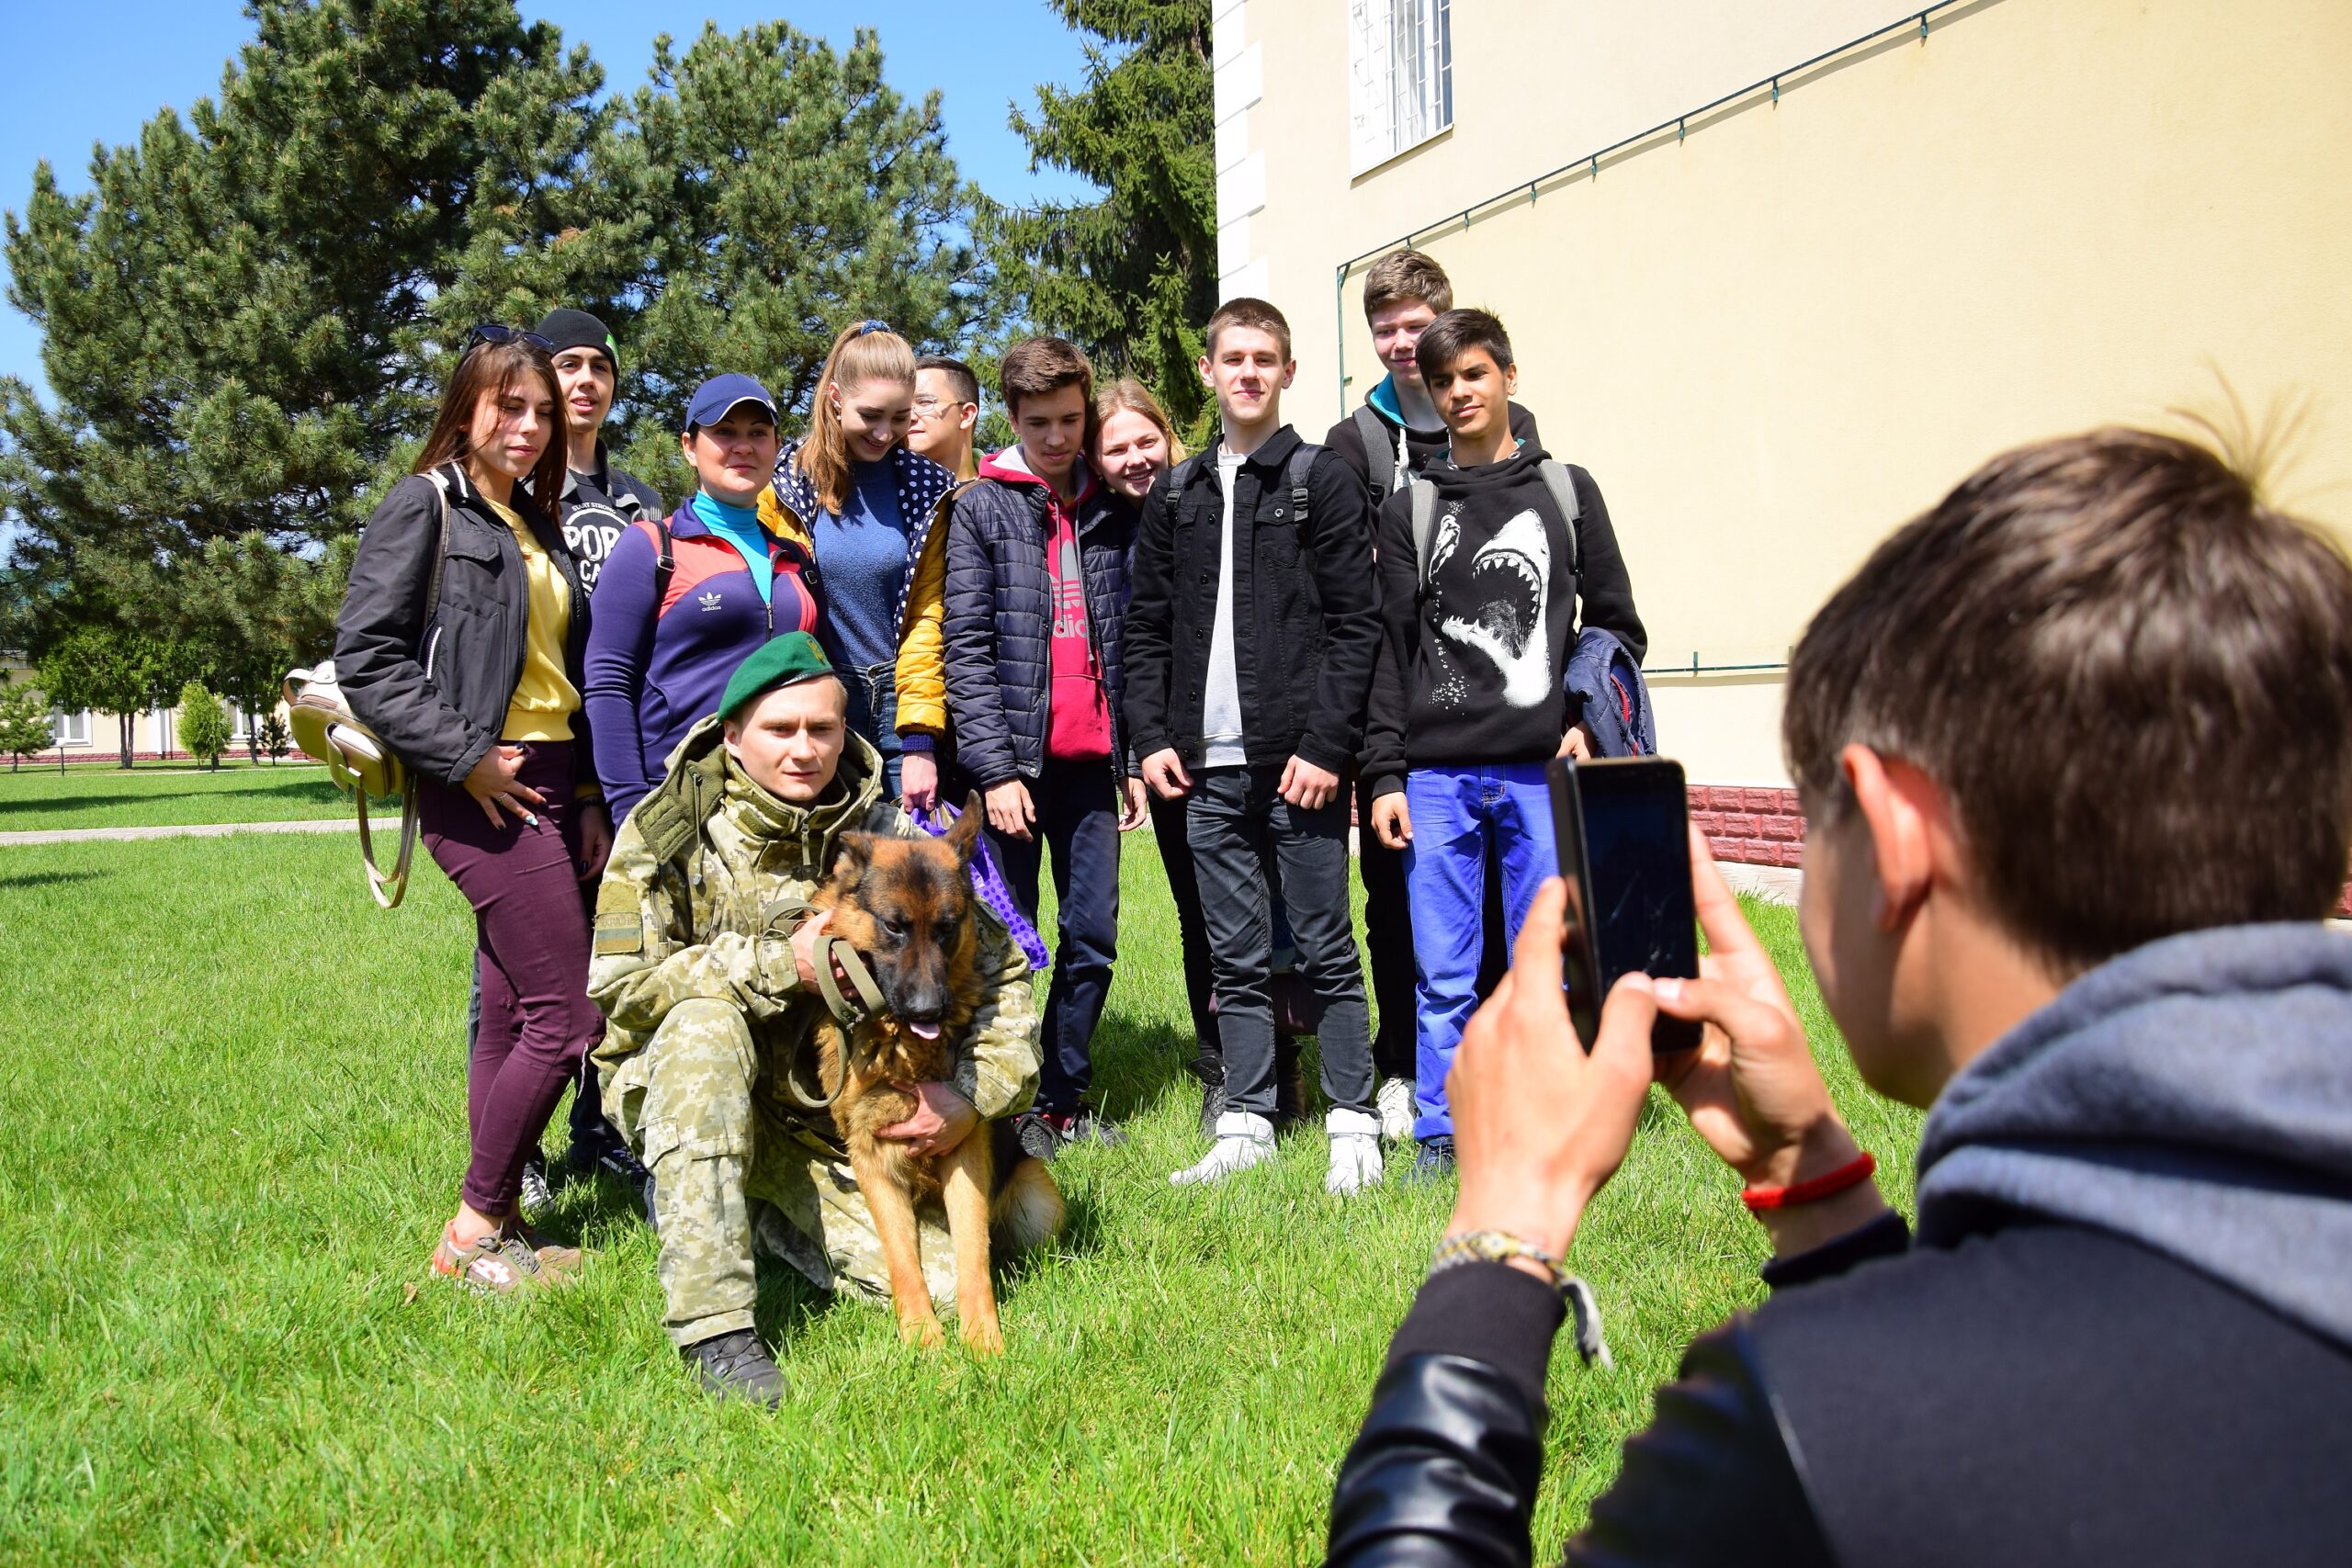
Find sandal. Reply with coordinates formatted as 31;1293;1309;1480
431;1222;552;1294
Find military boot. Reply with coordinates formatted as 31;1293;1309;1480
683;1328;785;1407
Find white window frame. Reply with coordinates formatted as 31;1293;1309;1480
51;708;88;745
1349;0;1453;176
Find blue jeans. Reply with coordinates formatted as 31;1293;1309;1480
985;760;1121;1113
841;659;903;797
1404;761;1559;1141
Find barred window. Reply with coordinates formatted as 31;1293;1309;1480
1349;0;1453;175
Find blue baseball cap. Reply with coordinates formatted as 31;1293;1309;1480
684;372;778;433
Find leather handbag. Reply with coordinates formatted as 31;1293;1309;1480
285;475;451;908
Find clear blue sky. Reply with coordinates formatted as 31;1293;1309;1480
0;2;1102;399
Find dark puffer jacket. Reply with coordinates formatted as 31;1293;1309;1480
941;455;1135;789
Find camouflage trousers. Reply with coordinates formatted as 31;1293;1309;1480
603;998;970;1348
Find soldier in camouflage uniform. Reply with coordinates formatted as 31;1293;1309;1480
587;633;1040;1404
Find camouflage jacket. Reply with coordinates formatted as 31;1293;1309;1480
587;717;1039;1126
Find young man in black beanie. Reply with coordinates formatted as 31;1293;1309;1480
536;307;664;592
512;306;663;1210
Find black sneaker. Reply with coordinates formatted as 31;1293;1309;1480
683;1328;785;1407
518;1151;555;1217
1061;1110;1128;1148
1012;1110;1062;1163
1405;1135;1457;1185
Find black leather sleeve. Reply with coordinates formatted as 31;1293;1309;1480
335;474;494;787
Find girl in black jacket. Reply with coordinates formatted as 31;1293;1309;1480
335;327;608;1293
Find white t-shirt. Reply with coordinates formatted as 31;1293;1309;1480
1200;449;1249;767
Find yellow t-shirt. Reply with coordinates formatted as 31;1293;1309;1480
484;496;581;742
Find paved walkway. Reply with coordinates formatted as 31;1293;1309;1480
0;819;356;847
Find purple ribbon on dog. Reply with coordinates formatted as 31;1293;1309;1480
915;804;1050;971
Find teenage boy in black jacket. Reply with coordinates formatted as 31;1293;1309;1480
1126;298;1386;1195
1363;310;1646;1184
1327;427;2352;1565
1327;251;1541;1141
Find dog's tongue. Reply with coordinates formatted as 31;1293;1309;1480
905;1020;942;1041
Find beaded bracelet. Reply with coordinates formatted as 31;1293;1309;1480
1428;1230;1613;1370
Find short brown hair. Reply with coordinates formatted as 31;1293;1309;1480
1784;427;2352;971
1204;297;1292;361
998;336;1094;419
1363;249;1453;318
1414;308;1513;380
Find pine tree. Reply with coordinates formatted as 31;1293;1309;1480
991;0;1215;434
0;1;623;671
611;22;1001;497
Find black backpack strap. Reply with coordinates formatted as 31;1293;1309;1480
652;513;675;606
1282;445;1317;526
1352;403;1397;502
1537;460;1583;578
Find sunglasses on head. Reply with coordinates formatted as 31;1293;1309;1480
466;323;555;353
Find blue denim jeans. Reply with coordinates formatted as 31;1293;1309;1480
1403;761;1559;1141
985;760;1122;1113
841;659;903;797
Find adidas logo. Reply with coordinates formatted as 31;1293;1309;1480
697;591;723;611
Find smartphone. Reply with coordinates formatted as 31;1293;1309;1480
1547;756;1703;1053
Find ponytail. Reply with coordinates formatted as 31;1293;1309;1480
797;319;917;516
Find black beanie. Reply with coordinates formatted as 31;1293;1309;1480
534;308;617;367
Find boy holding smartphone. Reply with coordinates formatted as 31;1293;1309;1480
1125;297;1386;1194
1363;309;1648;1179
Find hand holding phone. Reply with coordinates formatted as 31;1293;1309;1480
1547;757;1703;1052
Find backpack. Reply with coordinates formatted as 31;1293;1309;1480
1160;444;1320;530
284;472;452;909
1353;403;1408;507
1408;458;1583;590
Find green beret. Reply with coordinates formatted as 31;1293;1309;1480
718;632;841;722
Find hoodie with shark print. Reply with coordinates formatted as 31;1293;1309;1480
1363;444;1646;796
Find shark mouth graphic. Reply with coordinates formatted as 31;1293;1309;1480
1436;507;1552;707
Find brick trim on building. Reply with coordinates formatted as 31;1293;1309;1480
1690;784;1807;870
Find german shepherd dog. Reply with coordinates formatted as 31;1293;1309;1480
809;797;1065;1352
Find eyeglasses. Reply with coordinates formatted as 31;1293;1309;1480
466;323;555;353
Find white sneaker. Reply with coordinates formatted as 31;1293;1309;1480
1326;1107;1385;1197
1170;1111;1276;1186
1376;1078;1418;1144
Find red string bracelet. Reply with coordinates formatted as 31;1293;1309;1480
1741;1151;1877;1212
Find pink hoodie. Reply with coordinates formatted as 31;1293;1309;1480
979;446;1112;761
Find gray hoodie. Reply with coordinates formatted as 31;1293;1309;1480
1917;922;2352;1348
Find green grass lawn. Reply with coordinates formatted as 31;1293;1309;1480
0;829;1919;1563
0;761;347;831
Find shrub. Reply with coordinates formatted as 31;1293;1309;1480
0;678;55;771
175;682;233;771
258;712;292;765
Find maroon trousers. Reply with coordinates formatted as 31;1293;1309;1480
420;741;602;1215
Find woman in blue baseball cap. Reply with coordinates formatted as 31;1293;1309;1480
762;320;959;814
582;372;822;825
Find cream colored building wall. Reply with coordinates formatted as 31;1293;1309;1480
1224;0;2352;784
